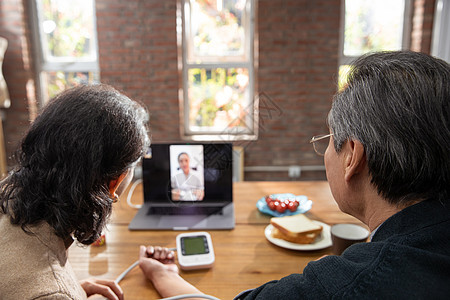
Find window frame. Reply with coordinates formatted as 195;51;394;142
431;0;450;63
178;0;258;141
29;0;100;105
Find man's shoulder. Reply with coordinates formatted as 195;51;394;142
236;239;450;299
373;198;450;241
233;245;383;300
306;242;383;292
309;239;450;298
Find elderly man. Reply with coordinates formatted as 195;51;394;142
138;51;450;299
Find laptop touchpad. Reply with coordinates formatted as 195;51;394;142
157;215;208;228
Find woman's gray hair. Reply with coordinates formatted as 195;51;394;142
328;51;450;205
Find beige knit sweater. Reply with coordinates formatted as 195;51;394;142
0;214;87;300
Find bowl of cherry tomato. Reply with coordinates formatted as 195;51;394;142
256;193;312;217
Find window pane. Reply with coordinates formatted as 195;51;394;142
344;0;405;56
187;67;250;131
42;71;99;100
189;0;247;59
39;0;96;61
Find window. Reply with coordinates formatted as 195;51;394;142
178;0;256;141
31;0;99;103
339;0;412;88
432;0;450;63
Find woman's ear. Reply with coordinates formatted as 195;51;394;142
109;169;130;199
344;140;366;182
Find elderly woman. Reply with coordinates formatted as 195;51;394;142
0;84;149;300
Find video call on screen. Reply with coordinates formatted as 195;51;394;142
142;143;233;204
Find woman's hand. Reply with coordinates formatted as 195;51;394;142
139;245;179;281
79;278;124;300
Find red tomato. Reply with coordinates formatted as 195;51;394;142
276;202;287;213
288;201;297;212
267;201;276;211
265;196;272;204
293;200;300;207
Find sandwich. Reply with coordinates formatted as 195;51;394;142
270;214;322;244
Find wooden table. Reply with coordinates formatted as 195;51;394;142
69;181;363;299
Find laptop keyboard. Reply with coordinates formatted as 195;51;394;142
147;206;223;216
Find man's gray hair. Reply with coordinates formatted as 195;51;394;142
328;51;450;205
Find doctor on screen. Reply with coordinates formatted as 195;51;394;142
171;152;204;201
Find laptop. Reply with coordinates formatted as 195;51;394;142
129;143;235;230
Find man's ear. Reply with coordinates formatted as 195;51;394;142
344;140;366;182
109;170;130;197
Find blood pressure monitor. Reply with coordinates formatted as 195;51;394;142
176;232;215;270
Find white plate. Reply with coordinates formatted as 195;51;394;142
265;221;332;251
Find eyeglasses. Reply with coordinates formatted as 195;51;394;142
309;133;333;156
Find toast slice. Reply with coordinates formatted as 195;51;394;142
270;214;322;244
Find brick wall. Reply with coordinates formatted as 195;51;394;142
94;0;339;181
411;0;436;53
0;0;436;181
96;0;180;140
0;0;37;162
245;0;340;180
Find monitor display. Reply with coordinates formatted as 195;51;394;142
142;143;233;205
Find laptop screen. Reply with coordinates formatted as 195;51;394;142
142;143;233;205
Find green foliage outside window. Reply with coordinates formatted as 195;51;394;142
340;0;406;88
344;0;405;56
38;0;97;101
43;71;96;100
192;0;246;58
42;0;94;59
188;68;249;129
